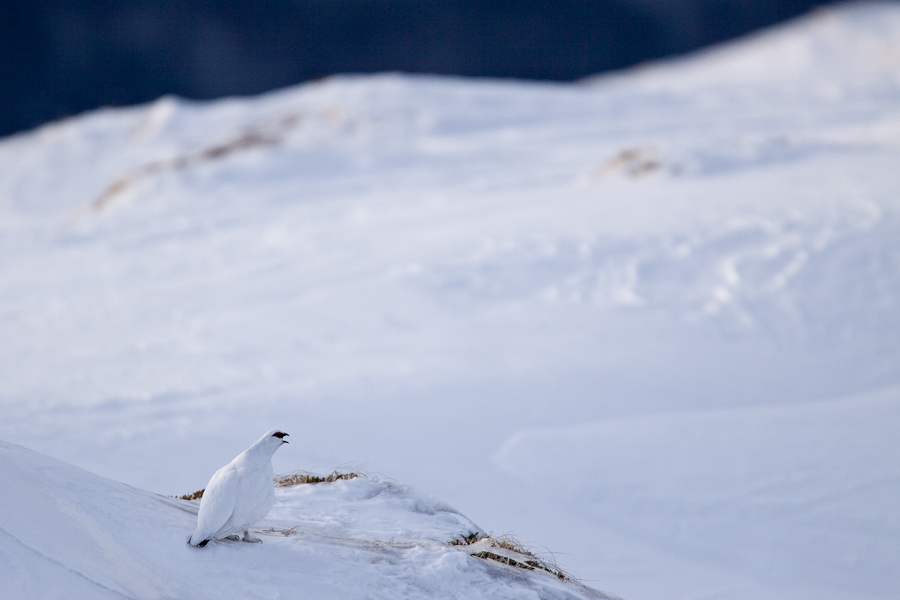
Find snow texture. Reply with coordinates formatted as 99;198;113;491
1;2;900;599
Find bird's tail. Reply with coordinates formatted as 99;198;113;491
188;532;210;547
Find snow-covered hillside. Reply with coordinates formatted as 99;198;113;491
1;440;608;599
1;2;899;599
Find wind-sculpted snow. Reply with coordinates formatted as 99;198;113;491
411;199;897;345
1;3;900;600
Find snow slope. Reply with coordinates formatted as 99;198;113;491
1;439;608;599
1;2;899;599
496;385;900;599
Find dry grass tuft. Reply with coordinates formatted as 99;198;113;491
274;470;362;487
89;116;296;213
599;145;682;178
448;532;482;546
450;532;571;581
177;469;362;500
179;489;205;501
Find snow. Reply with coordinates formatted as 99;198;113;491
1;2;900;599
496;385;900;599
1;440;606;599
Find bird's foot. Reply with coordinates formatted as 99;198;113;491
223;534;241;541
242;532;263;543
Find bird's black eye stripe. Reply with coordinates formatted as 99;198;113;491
272;431;288;438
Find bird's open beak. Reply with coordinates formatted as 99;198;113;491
283;434;289;443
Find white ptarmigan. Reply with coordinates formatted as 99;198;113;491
189;429;289;547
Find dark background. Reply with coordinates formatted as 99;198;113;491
2;0;829;137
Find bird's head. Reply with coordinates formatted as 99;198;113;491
255;429;290;454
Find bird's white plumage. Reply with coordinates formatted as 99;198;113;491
189;429;289;546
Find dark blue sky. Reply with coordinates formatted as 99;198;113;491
2;0;828;136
